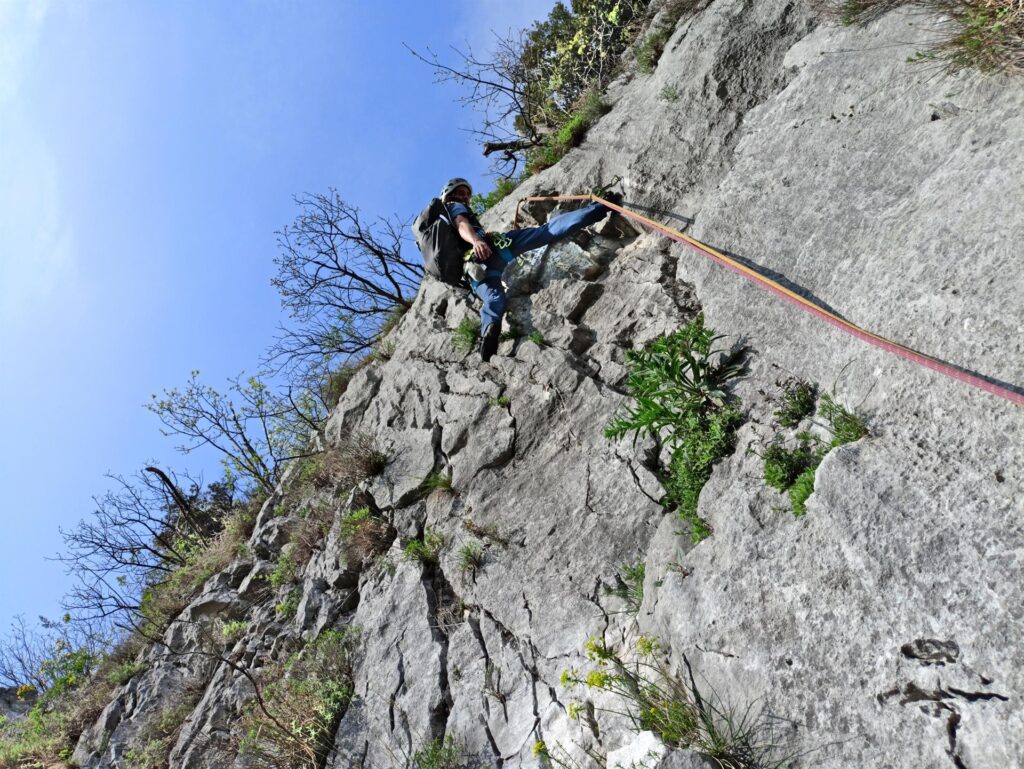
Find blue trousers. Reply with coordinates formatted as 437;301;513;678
471;202;607;330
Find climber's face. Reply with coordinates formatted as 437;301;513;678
449;185;471;204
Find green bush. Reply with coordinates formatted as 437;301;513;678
269;549;298;589
275;587;301;619
606;315;747;542
452;318;482;354
758;390;866;517
239;628;357;769
528;330;546;347
663;406;744;542
221;620;248;643
106;659;148;687
526;90;610;172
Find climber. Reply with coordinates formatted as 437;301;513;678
440;177;617;362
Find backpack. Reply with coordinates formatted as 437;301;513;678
413;198;469;286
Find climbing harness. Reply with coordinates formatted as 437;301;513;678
513;192;1024;408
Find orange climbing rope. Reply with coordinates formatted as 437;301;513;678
515;193;1024;408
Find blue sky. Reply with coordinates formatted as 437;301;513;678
0;0;555;632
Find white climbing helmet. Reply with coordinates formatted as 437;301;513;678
440;177;472;200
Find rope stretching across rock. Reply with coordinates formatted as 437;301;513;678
514;193;1024;408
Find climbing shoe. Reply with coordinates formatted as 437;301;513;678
480;323;502;363
601;190;623;210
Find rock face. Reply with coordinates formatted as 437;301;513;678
71;2;1023;768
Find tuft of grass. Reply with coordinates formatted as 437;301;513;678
605;562;646;613
637;26;673;73
462;518;509;547
819;393;869;446
412;735;463;769
526;89;610;173
789;466;818;516
528;330;546;347
403;531;445;566
309;434;388;491
452;317;482;355
563;636;796;767
659;83;681;101
833;0;1024;74
637;1;692;73
338;507;393;566
420;471;454;495
487;395;511;408
458;542;484;578
773;379;817;427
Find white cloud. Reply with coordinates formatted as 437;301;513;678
0;0;50;105
0;1;80;331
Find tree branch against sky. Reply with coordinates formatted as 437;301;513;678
266;190;423;376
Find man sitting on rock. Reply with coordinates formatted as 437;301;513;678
440;177;617;362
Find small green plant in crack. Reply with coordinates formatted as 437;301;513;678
269;549;298;589
221;620;248;643
412;735;463;769
458;542;484;578
605;562;645;614
659;83;681;102
452;317;482;354
275;587;301;619
773;379;817;427
789;466;817;517
561;636;796;767
528;330;546;346
463;518;509;547
819;393;869;446
403;530;445;565
761;435;825;492
488;395;511;408
419;471;454;496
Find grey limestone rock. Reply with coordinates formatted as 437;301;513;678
70;3;1024;768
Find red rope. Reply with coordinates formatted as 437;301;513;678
515;194;1024;407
